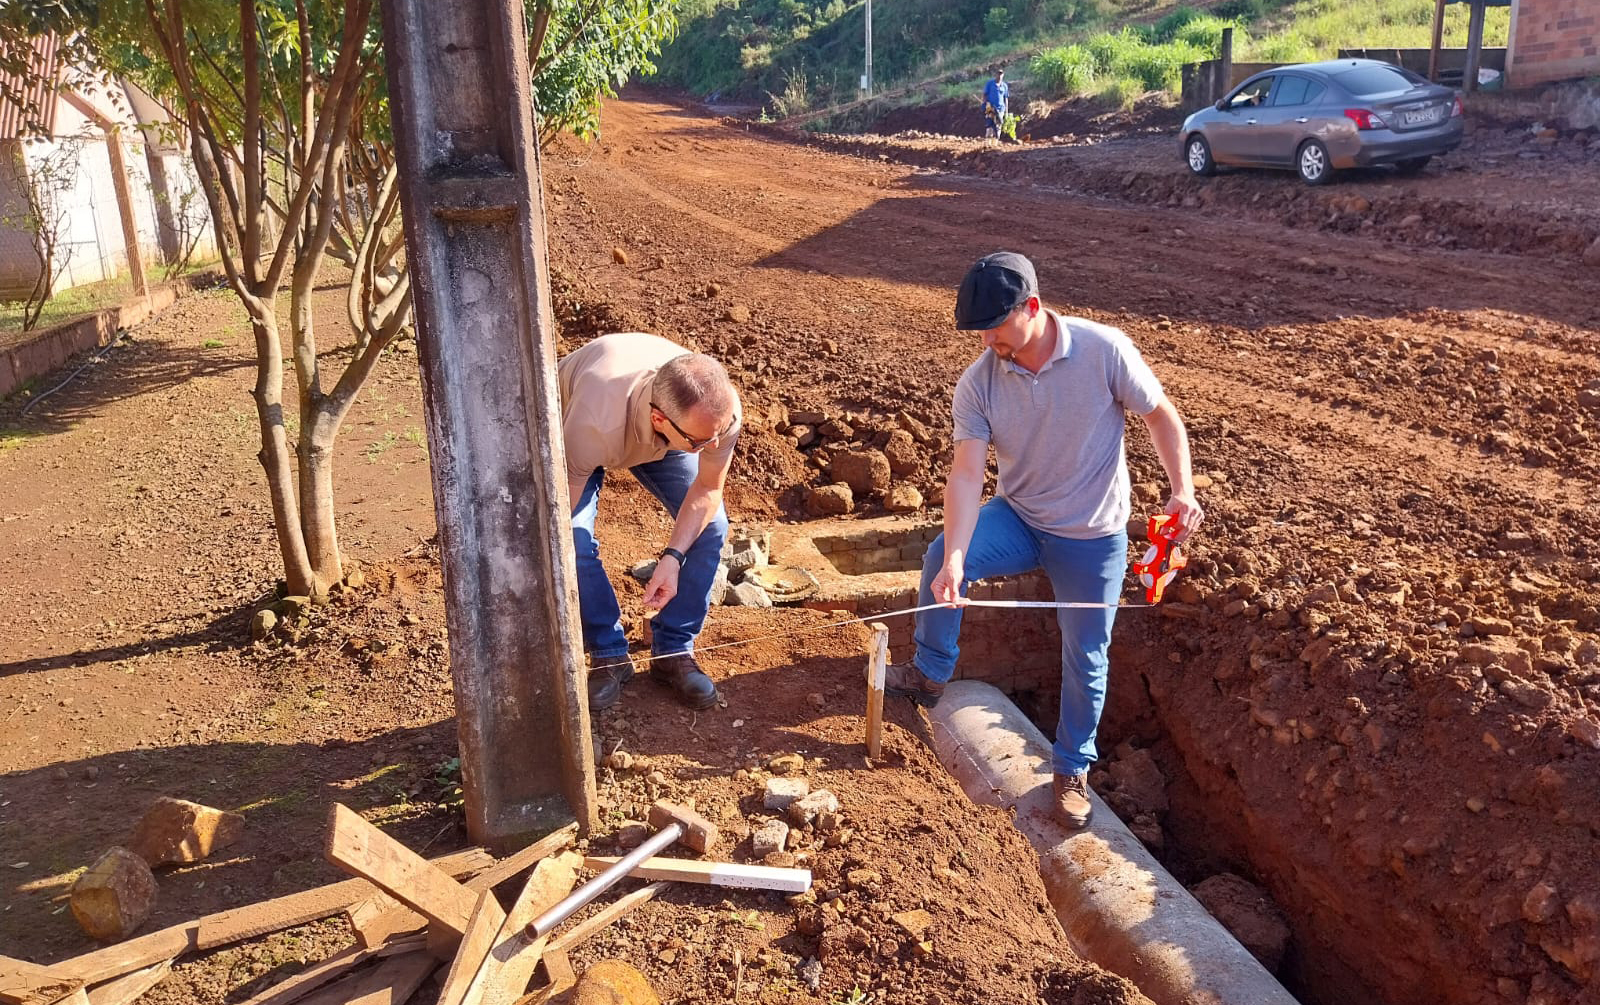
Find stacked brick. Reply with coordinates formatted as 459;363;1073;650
1511;0;1599;86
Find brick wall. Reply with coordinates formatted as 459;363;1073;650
1510;0;1600;87
804;521;1064;694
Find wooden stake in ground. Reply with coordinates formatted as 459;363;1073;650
865;622;889;760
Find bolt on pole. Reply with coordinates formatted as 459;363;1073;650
377;0;598;849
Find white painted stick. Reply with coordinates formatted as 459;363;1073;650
581;856;811;893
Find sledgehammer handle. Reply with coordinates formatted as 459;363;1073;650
524;820;683;940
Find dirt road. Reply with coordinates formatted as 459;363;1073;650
540;95;1600;1005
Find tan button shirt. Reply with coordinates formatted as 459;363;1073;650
557;333;741;481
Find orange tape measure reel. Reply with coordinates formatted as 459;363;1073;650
1133;514;1188;604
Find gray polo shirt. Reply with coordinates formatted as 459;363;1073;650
952;311;1164;539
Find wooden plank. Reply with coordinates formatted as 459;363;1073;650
865;623;888;760
581;856;811;894
1;955;85;1005
324;804;478;939
236;947;373;1005
545;882;665;958
83;960;170;1005
471;853;581;1005
466;825;578;894
199;845;489;951
433;890;507;1005
297;952;439;1005
509;949;573;1005
350;823;576;950
39;924;197;990
48;847;485;988
347;893;424;951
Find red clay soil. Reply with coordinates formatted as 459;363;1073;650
2;88;1599;1005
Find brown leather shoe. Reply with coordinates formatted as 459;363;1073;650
650;653;719;710
1052;772;1093;830
883;661;945;707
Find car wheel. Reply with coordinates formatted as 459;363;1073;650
1185;134;1216;177
1296;139;1332;185
1395;155;1432;176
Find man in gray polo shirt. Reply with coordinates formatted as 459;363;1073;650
886;251;1203;829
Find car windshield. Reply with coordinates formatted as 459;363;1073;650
1335;65;1425;97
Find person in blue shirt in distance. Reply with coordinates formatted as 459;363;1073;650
983;68;1009;142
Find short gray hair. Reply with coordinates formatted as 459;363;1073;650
653;352;736;422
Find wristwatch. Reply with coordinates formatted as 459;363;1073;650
658;547;687;567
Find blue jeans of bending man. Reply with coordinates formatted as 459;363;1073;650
912;497;1127;777
570;452;729;664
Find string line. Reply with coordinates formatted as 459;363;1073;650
590;598;1153;672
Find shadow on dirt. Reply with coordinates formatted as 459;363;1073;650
0;600;263;680
745;169;1600;330
0;720;471;965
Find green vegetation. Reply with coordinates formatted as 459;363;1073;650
654;0;1511;119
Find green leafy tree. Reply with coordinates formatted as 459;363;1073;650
529;0;677;141
3;0;679;602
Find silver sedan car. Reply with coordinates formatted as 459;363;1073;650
1180;59;1464;184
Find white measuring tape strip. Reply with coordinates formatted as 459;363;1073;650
591;598;1152;673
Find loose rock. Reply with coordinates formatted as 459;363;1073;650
128;797;245;867
788;788;841;826
886;484;924;513
70;847;157;942
1190;873;1290;973
573;959;660;1005
726;581;772;607
763;777;809;810
804;483;853;516
767;752;805;775
830;449;892;496
752;819;790;858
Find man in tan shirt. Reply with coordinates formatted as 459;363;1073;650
559;333;741;711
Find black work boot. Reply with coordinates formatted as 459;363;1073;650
650;653;719;710
587;655;635;711
884;661;946;708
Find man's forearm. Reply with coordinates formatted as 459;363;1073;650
666;487;721;553
1144;401;1194;497
941;471;984;568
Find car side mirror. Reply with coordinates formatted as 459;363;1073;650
1214;98;1228;111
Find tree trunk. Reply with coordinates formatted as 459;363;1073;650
298;413;343;594
249;305;316;596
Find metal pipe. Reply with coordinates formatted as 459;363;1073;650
524;821;683;939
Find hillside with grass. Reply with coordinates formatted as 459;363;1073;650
650;0;1510;118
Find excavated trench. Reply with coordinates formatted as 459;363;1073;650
772;516;1379;1005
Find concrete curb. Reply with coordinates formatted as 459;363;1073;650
0;269;223;400
928;679;1299;1005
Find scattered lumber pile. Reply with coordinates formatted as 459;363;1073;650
2;801;812;1005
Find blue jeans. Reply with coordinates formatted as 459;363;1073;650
912;497;1127;776
570;453;729;662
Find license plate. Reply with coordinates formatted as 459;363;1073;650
1402;106;1442;125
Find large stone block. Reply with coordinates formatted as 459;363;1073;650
128;796;246;866
71;847;157;942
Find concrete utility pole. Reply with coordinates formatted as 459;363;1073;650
378;0;597;848
864;0;873;94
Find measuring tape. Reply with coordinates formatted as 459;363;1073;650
591;598;1150;673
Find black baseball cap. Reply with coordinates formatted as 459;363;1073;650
954;251;1037;331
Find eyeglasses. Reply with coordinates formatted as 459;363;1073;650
651;403;732;452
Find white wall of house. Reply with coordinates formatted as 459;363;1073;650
0;77;217;304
